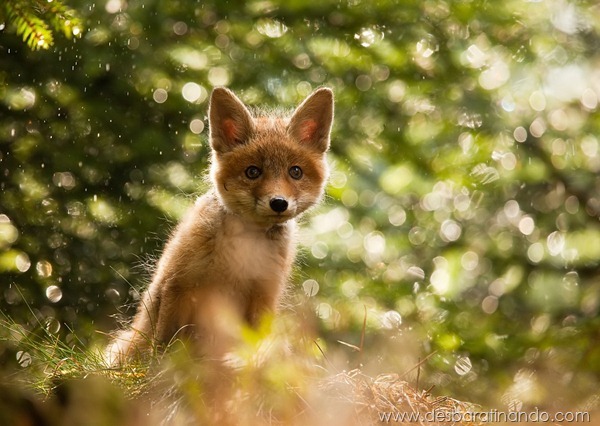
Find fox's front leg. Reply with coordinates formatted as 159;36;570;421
152;285;198;346
245;283;281;327
174;287;244;357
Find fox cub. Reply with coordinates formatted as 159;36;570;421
106;87;334;365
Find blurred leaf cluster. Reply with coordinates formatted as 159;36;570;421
1;0;82;50
1;0;600;407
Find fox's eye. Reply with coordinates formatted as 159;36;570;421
245;166;262;179
289;166;303;180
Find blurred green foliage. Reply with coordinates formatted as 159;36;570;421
1;0;600;408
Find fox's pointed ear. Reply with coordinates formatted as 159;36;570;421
288;88;333;153
209;88;254;153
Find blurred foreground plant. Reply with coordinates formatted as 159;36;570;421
0;309;485;426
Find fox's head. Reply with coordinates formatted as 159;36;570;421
208;87;333;226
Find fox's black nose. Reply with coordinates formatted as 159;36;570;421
269;197;288;213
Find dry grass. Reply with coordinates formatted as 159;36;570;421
321;369;484;425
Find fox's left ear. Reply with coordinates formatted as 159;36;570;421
288;88;334;153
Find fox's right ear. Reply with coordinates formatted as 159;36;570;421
209;88;254;154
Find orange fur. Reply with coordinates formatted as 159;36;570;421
106;87;334;365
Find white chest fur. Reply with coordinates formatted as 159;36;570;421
215;215;294;285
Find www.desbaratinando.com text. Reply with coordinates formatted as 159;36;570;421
379;409;591;423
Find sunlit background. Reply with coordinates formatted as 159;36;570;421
1;0;600;411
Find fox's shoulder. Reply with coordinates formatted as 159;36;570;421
193;190;221;210
176;191;225;233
